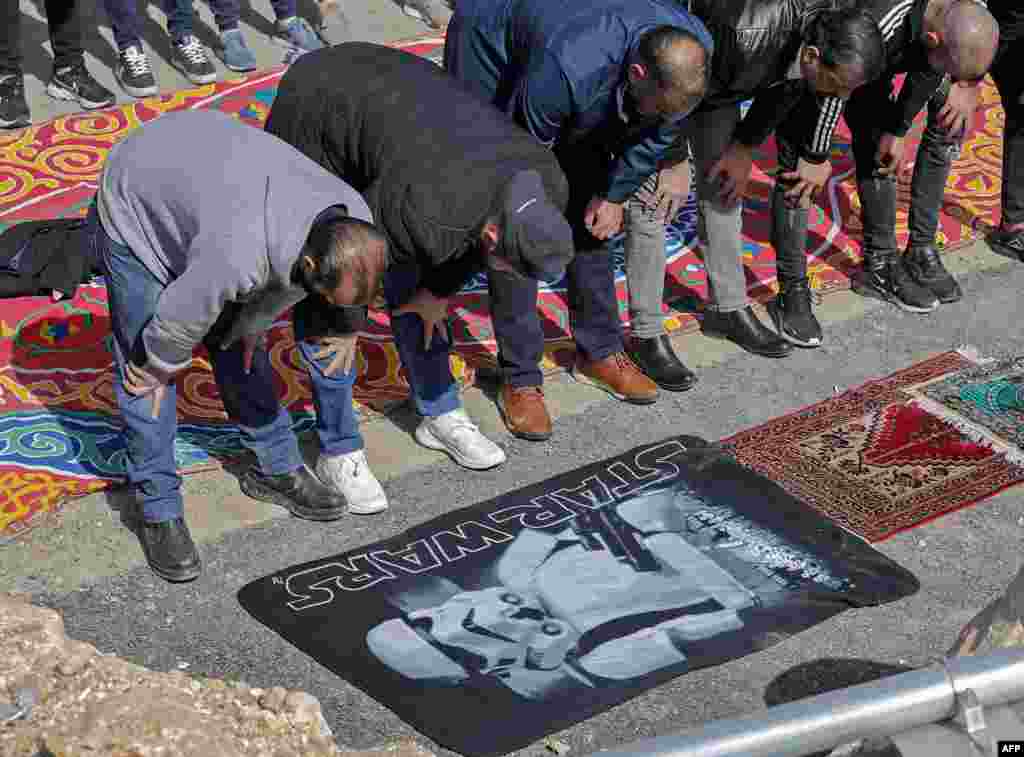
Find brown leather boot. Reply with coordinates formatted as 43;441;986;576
574;352;658;404
498;384;553;441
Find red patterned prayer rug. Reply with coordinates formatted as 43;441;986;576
725;351;1024;542
0;31;1012;538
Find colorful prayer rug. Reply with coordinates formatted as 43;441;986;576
906;355;1024;467
725;351;1024;542
0;33;1010;538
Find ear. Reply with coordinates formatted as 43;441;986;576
924;30;942;50
301;254;316;277
802;45;821;65
480;222;500;255
627;62;649;85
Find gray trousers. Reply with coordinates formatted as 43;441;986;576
626;104;749;316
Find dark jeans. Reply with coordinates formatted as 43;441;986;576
843;77;959;260
0;0;83;77
204;0;297;31
990;43;1024;229
488;145;624;388
771;93;862;281
102;0;196;50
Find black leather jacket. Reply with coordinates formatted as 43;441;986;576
686;0;842;161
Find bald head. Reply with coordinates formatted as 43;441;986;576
928;0;999;81
631;26;709;118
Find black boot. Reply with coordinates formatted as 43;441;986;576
853;252;939;313
702;306;793;358
137;517;202;583
241;465;347;521
626;334;697;391
767;277;822;348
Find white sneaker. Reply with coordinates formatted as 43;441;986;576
415;408;506;470
315;450;388;515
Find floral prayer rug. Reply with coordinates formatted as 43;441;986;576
906;355;1024;467
0;31;1011;538
725;350;1024;542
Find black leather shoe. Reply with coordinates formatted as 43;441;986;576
137;517;201;583
626;334;697;391
702;306;793;358
240;465;346;521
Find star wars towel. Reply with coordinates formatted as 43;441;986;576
238;435;919;757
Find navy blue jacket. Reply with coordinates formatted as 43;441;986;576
444;0;713;203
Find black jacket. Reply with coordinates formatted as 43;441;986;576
265;42;569;334
0;218;94;299
690;0;841;162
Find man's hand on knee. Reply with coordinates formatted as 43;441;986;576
311;334;359;376
938;81;980;140
707;142;754;208
583;196;625;239
779;157;832;209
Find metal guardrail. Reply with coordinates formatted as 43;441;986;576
594;650;1024;757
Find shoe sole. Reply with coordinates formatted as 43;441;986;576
45;82;114;110
239;475;346;521
496;398;553;441
347;499;389;515
217;50;257;72
170;57;218;85
115;70;158;99
851;281;939;313
766;303;823;349
571;367;659;404
700;326;793;358
415;425;506;470
0;114;30;128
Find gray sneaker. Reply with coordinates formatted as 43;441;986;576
219;28;257;72
171;35;217;85
276;16;324;52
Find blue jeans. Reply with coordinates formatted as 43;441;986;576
90;203;302;522
295;259;460;430
384;261;461;418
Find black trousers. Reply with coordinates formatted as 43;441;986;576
0;0;84;77
990;39;1024;229
842;77;959;261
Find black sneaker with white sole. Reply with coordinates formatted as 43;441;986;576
46;61;115;109
988;227;1024;261
767;277;823;347
0;75;30;128
852;256;939;313
116;45;158;98
904;245;962;303
171;35;217;85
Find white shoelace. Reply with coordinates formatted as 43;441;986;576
122;47;151;77
176;36;208;66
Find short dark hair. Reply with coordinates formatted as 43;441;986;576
302;216;388;304
635;25;709;103
805;7;886;84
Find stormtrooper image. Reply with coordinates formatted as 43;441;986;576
366;479;846;700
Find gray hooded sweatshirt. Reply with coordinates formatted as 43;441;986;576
97;110;372;376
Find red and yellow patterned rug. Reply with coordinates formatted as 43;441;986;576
0;33;1011;538
725;351;1024;542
